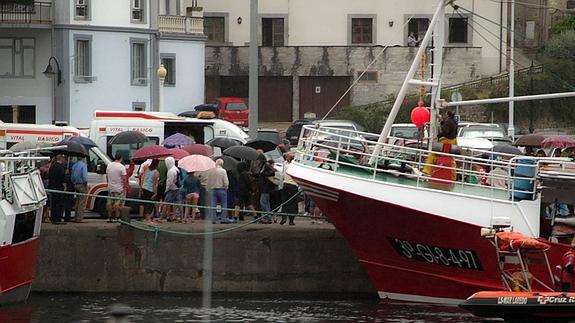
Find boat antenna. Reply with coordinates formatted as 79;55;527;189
369;0;446;165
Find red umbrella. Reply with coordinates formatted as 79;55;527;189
132;145;172;161
162;148;189;161
541;135;575;149
182;144;213;157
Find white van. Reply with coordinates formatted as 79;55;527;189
0;122;80;149
0;122;119;215
89;110;249;159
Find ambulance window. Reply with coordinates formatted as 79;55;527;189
106;136;159;161
88;149;102;173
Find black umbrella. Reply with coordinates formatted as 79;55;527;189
245;139;277;152
109;130;148;145
52;140;89;157
206;137;242;149
63;136;97;149
514;134;546;147
492;144;523;155
223;145;260;161
212;155;239;171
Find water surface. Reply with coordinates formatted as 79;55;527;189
1;293;501;322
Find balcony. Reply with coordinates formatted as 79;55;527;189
159;15;204;35
0;1;52;25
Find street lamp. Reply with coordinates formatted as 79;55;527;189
157;64;167;112
43;56;62;85
528;61;535;133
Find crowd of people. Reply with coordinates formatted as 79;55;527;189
108;150;317;225
40;150;322;226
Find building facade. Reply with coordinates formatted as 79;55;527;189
0;0;206;128
514;0;575;49
198;0;509;121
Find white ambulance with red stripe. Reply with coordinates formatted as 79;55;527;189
0;122;80;149
88;110;249;158
0;122;118;216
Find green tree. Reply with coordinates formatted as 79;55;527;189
550;16;575;36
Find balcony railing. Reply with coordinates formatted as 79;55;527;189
159;15;204;35
0;1;52;24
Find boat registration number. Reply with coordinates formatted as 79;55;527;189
388;237;483;270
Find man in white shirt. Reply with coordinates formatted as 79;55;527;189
106;153;127;223
205;159;231;224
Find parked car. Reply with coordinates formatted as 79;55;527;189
285;118;318;146
213;97;249;127
458;125;510;146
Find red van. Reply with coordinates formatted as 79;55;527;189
214;97;249;127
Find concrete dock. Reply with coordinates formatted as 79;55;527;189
33;217;375;294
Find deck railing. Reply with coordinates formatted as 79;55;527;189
159;15;203;35
294;125;557;202
0;1;52;24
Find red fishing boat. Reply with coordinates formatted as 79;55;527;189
0;156;48;305
287;0;575;304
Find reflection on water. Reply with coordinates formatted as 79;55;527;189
1;293;499;323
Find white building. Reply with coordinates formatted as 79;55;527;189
0;0;206;128
198;0;509;121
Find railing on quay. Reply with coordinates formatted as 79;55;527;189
294;125;560;202
0;1;52;24
443;64;544;92
159;15;204;35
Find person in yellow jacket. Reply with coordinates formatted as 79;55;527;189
423;111;458;181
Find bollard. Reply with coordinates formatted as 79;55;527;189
119;206;131;223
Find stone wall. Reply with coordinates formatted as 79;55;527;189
33;224;375;293
206;46;482;107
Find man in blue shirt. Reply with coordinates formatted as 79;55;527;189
71;156;89;223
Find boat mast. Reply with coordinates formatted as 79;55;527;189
369;0;446;165
429;0;446;151
508;0;515;140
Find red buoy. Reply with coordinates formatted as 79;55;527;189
410;100;430;129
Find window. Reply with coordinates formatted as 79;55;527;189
74;36;92;82
262;18;284;46
132;102;146;111
160;55;176;86
130;40;147;85
204;16;225;42
358;71;378;83
0;105;35;123
449;17;469;43
75;0;89;19
106;136;158;162
131;0;144;22
568;1;575;9
351;18;373;44
0;38;34;78
407;18;429;45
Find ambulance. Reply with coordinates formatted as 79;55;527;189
88;110;249;159
0;122;80;149
0;122;120;216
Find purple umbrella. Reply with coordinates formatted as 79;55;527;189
163;133;195;148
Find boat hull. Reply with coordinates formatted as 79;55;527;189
0;238;39;305
290;166;570;304
460;291;575;319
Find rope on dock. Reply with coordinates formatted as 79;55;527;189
44;188;307;237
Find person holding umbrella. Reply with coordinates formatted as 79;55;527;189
141;159;160;224
48;154;67;224
106;153;127;223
